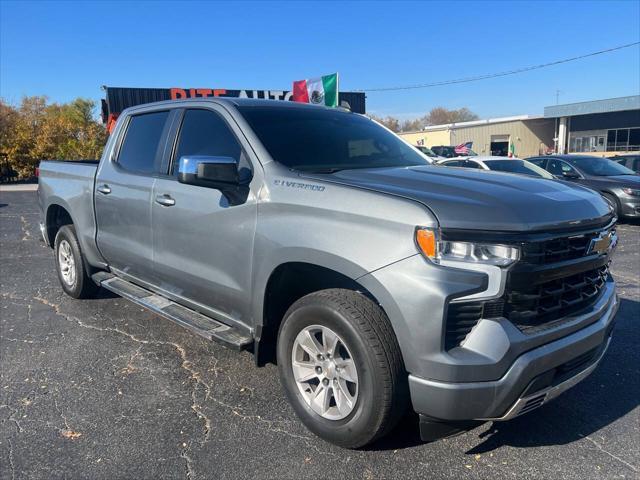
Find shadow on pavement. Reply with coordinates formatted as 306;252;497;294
369;298;639;453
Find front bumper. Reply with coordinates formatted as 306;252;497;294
408;285;618;421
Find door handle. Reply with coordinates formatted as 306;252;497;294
155;194;176;207
97;184;111;195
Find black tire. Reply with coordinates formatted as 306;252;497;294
602;193;620;218
277;289;408;448
54;225;98;299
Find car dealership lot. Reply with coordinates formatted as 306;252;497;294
1;190;638;480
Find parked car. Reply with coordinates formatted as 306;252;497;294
431;145;478;158
528;154;640;219
38;98;618;448
611;154;640;174
414;145;443;161
438;156;555;179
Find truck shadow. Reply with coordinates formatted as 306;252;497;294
369;297;639;453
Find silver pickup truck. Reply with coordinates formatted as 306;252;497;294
38;98;619;448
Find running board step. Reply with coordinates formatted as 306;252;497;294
98;276;252;350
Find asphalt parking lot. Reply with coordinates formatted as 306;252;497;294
0;190;638;480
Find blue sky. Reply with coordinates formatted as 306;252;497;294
1;0;639;120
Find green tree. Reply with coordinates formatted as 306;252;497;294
0;96;106;179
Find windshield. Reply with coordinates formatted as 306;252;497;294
570;156;635;176
238;106;430;172
484;159;554;179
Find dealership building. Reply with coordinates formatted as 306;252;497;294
399;95;640;158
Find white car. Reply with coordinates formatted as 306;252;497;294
436;156;555;179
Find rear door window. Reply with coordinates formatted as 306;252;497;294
118;111;171;174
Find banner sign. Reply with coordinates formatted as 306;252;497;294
170;88;296;101
102;86;366;127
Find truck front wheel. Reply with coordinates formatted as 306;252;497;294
54;225;98;299
277;289;408;448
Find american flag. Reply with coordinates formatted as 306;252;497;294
454;142;473;155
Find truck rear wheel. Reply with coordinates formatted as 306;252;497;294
277;289;408;448
54;225;98;299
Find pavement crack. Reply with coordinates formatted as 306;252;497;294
33;294;213;448
1;404;24;434
581;434;638;472
53;397;72;432
181;447;194;480
27;292;335;457
20;215;32;242
7;438;16;480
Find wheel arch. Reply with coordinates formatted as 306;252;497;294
255;261;389;366
45;201;75;247
600;190;621;214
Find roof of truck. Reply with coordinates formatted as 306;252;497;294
125;97;347;114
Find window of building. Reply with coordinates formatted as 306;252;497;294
605;128;640;152
607;130;616;151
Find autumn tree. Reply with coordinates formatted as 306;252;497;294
400;118;423;132
423;107;479;126
0;96;106;178
369;114;401;132
370;106;480;134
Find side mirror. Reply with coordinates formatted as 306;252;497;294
562;170;580;179
178;156;250;189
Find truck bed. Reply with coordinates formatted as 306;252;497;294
37;160;102;266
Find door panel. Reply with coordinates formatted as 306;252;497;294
95;110;171;282
95;172;156;279
152;178;257;326
151;107;258;327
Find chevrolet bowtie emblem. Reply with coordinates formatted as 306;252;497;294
587;231;615;255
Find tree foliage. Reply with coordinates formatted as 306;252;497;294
370;106;479;133
423;107;479;126
0;96;106;178
368;114;401;133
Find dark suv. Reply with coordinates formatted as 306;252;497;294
528;154;640;219
431;145;477;158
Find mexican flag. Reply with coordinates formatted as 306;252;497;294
292;73;339;107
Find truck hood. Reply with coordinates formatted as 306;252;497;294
306;165;612;232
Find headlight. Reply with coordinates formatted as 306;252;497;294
622;187;640;196
416;228;519;267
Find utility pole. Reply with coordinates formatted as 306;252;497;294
555;90;561;105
